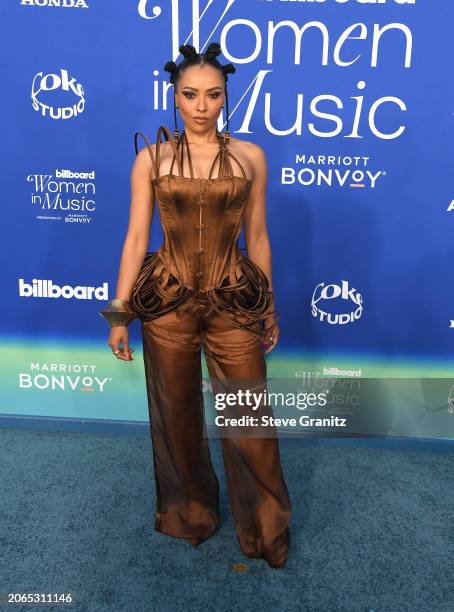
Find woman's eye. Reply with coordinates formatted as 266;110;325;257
182;92;221;99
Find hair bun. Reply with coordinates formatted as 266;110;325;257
163;60;178;83
164;60;177;73
222;63;236;81
179;44;198;59
204;42;222;60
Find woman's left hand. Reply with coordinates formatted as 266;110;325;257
263;316;279;354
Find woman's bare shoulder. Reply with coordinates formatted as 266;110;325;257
230;135;267;179
231;135;266;160
134;142;158;179
135;142;157;160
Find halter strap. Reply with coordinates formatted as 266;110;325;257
169;129;248;180
134;126;184;179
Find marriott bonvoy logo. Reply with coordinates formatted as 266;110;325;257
19;278;109;300
282;152;384;188
20;362;112;394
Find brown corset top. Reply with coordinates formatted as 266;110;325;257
128;125;279;337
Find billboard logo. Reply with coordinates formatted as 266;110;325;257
19;278;108;300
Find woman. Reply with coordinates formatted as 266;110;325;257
100;43;292;569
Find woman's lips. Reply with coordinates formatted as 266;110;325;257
194;117;208;123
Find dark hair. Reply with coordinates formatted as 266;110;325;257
163;42;236;142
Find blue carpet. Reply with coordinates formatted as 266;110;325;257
0;428;453;612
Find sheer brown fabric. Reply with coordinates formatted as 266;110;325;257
135;126;291;568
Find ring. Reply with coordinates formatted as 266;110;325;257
113;349;121;355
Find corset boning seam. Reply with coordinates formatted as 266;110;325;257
166;174;191;286
207;177;236;290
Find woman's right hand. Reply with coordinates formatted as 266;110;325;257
108;326;135;361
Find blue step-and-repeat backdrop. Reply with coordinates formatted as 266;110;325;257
2;0;453;442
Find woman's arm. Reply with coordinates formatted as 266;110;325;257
243;142;279;352
243;143;273;293
114;145;156;301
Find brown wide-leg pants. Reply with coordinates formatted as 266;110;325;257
141;291;292;568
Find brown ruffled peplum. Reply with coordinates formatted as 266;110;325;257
129;251;279;337
129;251;193;321
205;256;280;337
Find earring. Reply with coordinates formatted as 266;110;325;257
173;95;180;142
223;84;230;144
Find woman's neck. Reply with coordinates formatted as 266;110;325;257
182;125;219;145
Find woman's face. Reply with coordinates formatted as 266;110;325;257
175;64;225;133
